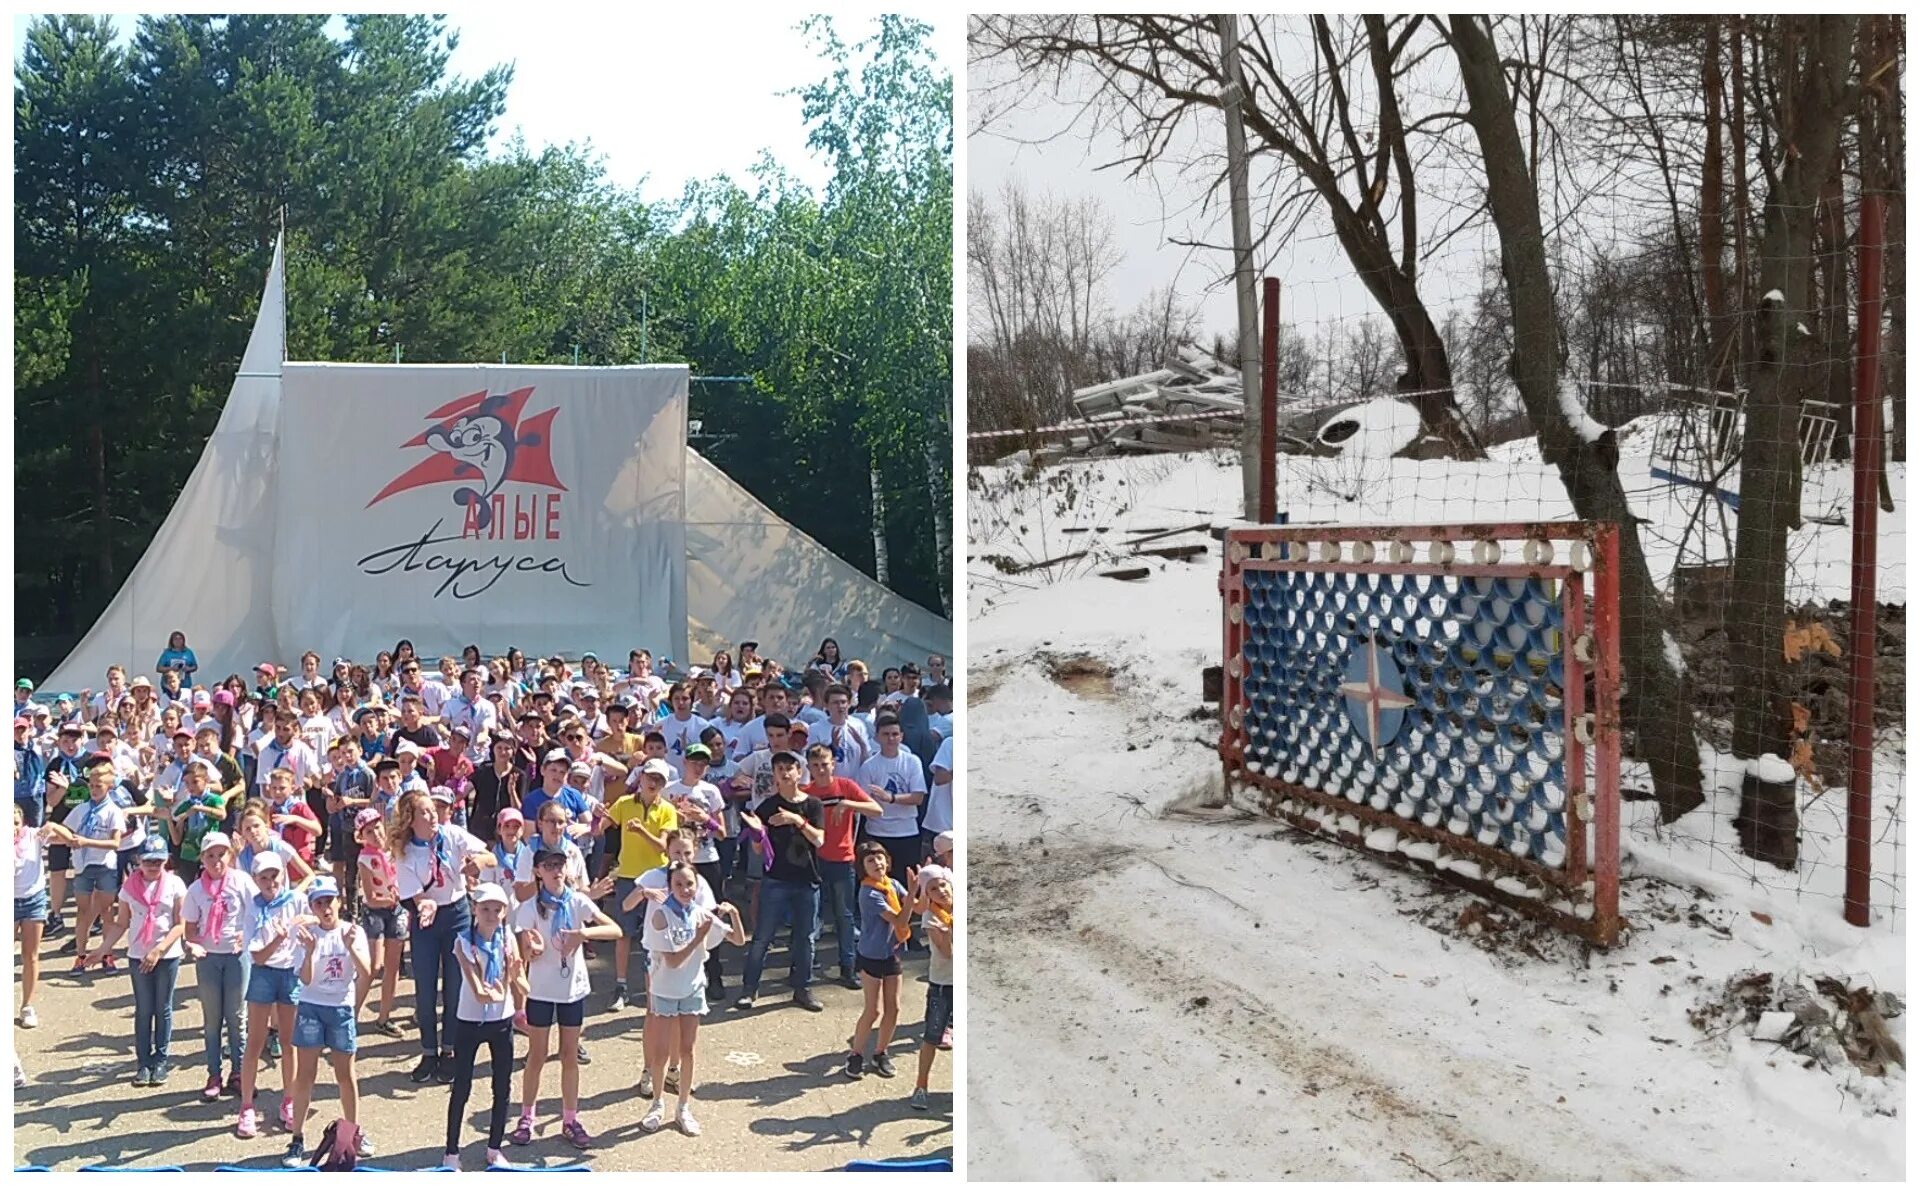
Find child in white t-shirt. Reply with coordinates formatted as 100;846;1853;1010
636;862;743;1137
284;875;371;1167
86;836;189;1085
510;847;621;1152
445;883;525;1169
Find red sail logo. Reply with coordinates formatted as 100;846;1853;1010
366;388;566;530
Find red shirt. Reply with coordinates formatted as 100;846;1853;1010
804;776;869;864
269;796;320;864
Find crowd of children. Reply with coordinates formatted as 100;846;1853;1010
12;638;957;1168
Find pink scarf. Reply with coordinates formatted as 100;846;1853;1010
201;869;230;949
136;869;168;949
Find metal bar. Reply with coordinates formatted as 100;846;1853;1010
1227;521;1602;544
1260;276;1280;523
1845;192;1886;928
1592;523;1623;945
1564;571;1588;891
1241;561;1576;583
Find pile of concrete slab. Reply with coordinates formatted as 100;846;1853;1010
1060;345;1247;456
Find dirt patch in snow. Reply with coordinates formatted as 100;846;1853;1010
1039;651;1122;700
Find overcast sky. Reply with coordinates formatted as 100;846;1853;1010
13;9;958;203
967;17;1520;350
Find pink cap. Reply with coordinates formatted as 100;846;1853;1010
212;689;235;706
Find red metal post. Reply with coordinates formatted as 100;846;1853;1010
1259;277;1280;524
1844;193;1886;928
1591;523;1622;946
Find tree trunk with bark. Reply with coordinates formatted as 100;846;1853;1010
1702;22;1736;393
1727;15;1858;868
1450;15;1706;823
869;460;892;589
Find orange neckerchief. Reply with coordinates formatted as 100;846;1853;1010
928;896;953;931
863;873;910;944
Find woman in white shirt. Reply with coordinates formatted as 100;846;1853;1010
443;883;525;1170
510;848;620;1151
87;836;189;1087
390;789;494;1085
637;862;744;1137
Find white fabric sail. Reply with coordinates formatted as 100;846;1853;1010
40;240;950;693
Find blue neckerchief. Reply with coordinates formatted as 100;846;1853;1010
78;797;114;838
664;892;693;922
409;828;454;887
254;887;295;915
468;922;506;986
538;885;575;939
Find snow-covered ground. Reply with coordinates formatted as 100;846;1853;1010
966;436;1905;1181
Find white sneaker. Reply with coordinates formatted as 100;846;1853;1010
486;1149;511;1168
442;1152;461;1172
676;1106;701;1137
640;1100;666;1132
19;1007;37;1029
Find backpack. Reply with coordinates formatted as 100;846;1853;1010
310;1117;361;1171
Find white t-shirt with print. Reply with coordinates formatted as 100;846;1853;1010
395;826;487;905
293;923;360;1007
640;899;728;1001
926;735;954;835
666;780;726;864
857;749;927;839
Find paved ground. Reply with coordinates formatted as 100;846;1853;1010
13;919;951;1172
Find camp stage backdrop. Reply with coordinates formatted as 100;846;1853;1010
276;364;689;664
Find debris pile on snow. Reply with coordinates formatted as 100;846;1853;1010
1692;970;1906;1082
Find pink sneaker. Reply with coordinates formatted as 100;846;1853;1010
236;1107;259;1139
510;1113;534;1146
561;1117;592;1149
202;1074;223;1101
279;1097;294;1128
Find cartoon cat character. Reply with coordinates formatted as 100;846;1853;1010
423;394;544;528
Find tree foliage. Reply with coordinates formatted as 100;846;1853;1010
14;13;952;658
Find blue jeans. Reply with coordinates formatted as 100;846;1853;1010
409;896;471;1054
196;951;250;1078
741;878;819;997
819;860;860;974
131;957;182;1070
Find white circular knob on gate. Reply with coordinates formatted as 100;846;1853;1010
1351;540;1375;563
1228;656;1244;678
1259;540;1281;560
1474;540;1501;565
1288;541;1309;562
1320;541;1342;563
1228;707;1244;730
1524;538;1553;566
1229;602;1245;625
1570;541;1591;571
1572;791;1594;822
1572;633;1595;664
1388;540;1414;564
1428;540;1455;565
1573;713;1596;745
1229;541;1249;564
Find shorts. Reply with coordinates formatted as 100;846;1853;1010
72;863;118;898
360;905;408;942
246;964;303;1007
15;890;49;923
857;953;902;979
525;997;586;1029
922;983;953;1048
612;879;647;940
294;1001;358;1055
743;835;765;880
649;988;708;1018
47;843;71;872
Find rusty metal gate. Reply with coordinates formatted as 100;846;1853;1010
1219;523;1623;944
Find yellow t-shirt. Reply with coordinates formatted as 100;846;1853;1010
598;732;646;806
609;793;678;879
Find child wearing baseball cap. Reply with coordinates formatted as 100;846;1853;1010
86;835;189;1087
284;874;373;1166
352;807;407;1038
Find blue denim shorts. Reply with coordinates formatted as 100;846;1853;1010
72;863;118;897
246;963;303;1007
294;1001;357;1054
649;987;709;1018
14;889;49;923
922;982;953;1047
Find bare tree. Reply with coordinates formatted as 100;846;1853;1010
1450;13;1708;823
971;14;1485;457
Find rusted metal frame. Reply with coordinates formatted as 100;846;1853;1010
1255;798;1609;942
1260;277;1280;524
1563;571;1589;893
1239;561;1577;583
1591;524;1623;945
1234;772;1584;902
1225;520;1604;545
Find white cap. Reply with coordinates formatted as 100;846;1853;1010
200;832;232;852
638;758;671;780
250;850;284;876
395;740;424;757
471;882;510;909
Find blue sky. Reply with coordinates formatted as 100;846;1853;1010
13;9;957;201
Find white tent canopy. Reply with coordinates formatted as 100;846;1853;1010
41;236;950;693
